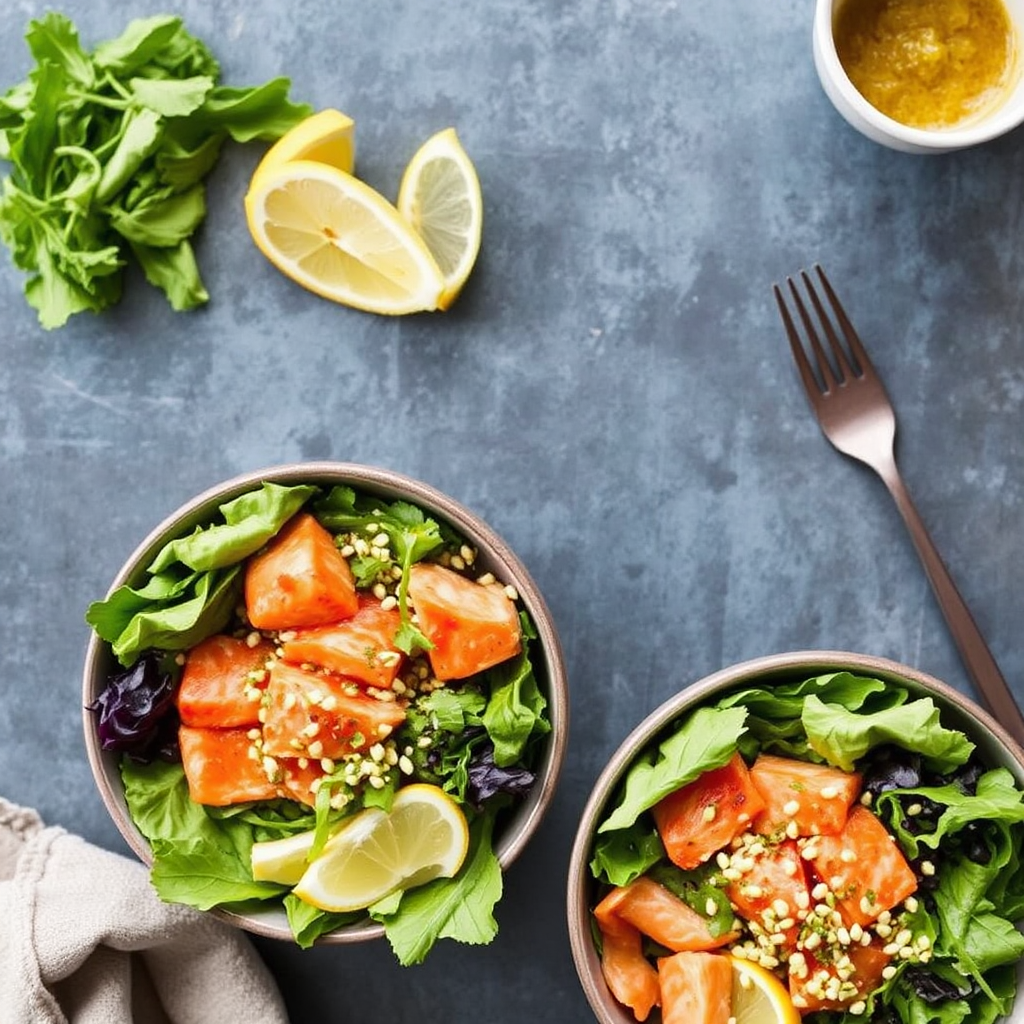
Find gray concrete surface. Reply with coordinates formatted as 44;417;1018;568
2;1;1023;1021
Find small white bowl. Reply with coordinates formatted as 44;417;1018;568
814;0;1024;153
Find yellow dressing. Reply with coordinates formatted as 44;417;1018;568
835;0;1018;129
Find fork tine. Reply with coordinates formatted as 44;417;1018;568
773;282;829;398
813;265;876;380
782;274;842;393
800;269;860;387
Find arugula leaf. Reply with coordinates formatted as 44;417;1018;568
283;894;361;950
597;705;747;833
372;812;502;965
589;822;665;886
0;12;312;327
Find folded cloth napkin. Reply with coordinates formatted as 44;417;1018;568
0;798;290;1024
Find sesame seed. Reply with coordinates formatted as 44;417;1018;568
882;965;897;980
921;860;936;876
283;692;297;710
380;595;398;612
783;799;801;816
772;898;789;918
476;572;496;586
307;740;323;758
819;785;839;799
849;1000;866;1016
320;758;335;773
803;932;821;950
399;755;414;775
781;858;798;877
785;820;800;839
369;743;385;762
794;891;810;909
812;882;829;901
246;631;262;648
905;896;919;913
702;804;717;823
504;584;519;601
840;848;857;863
860;791;873;806
705;898;718;917
302;721;321;738
906;802;923;816
368;775;386;789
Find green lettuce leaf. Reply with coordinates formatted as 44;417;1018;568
597;705;747;833
147;482;317;573
481;647;549;766
802;693;975;772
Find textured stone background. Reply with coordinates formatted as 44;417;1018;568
2;1;1023;1020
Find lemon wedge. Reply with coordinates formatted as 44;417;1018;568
244;160;445;315
292;783;470;913
249;108;356;192
397;127;482;309
730;957;801;1024
251;829;319;886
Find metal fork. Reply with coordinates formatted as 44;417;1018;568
774;265;1024;749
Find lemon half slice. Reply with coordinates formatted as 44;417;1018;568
397;127;482;309
245;160;445;315
250;108;356;192
251;829;319;886
293;783;470;913
730;957;801;1024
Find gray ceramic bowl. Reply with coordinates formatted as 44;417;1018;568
567;650;1024;1024
83;461;568;944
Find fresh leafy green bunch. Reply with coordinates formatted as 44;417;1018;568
0;12;312;328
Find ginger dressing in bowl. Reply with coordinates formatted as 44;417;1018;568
835;0;1018;129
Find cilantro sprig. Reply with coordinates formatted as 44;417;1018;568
0;12;312;328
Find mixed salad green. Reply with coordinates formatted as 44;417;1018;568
589;671;1024;1023
86;481;551;962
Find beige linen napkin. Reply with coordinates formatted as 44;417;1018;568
0;798;290;1024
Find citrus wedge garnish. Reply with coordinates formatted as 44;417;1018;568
244;160;445;315
730;957;801;1024
292;783;470;913
397;127;482;309
249;108;356;192
251;829;319;886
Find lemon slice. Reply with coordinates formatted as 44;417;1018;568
730;957;801;1024
292;783;470;912
250;108;356;192
251;829;319;886
244;160;445;315
397;127;482;309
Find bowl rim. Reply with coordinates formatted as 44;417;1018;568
566;649;1024;1024
82;460;569;944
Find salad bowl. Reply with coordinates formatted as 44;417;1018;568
82;461;568;952
567;650;1024;1024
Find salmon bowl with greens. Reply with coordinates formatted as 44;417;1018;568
567;652;1024;1024
83;463;567;962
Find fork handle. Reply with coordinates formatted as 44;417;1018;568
874;455;1024;750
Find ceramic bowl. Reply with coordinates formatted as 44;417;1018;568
813;0;1024;153
567;650;1024;1023
83;461;568;944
